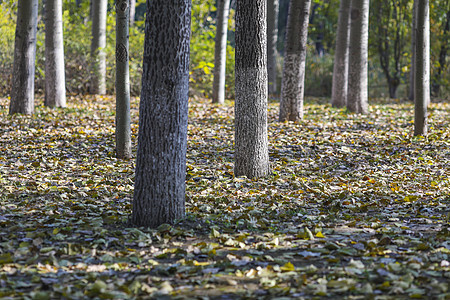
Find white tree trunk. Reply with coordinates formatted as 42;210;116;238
129;0;136;26
279;0;311;122
414;0;429;136
115;0;131;159
91;0;107;94
267;0;279;95
234;0;269;178
212;0;230;104
331;0;351;108
45;0;66;108
9;0;39;115
347;0;369;114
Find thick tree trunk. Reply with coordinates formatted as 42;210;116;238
331;0;351;108
279;0;311;122
90;0;107;95
388;78;399;99
347;0;369;114
267;0;279;95
212;0;230;104
234;0;269;178
132;0;191;228
414;0;429;136
409;0;417;101
129;0;136;26
115;0;131;160
9;0;39;115
45;0;66;108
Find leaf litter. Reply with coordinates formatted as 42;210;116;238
0;95;449;299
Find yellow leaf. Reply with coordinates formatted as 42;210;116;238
316;232;325;238
193;260;210;266
280;262;295;272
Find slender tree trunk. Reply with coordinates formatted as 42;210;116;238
212;0;230;104
414;0;429;136
331;0;351;108
267;0;279;95
9;0;39;115
234;0;269;178
409;0;417;101
45;0;66;108
129;0;136;26
347;0;369;114
115;0;131;159
90;0;107;94
132;0;191;228
279;0;312;122
424;0;430;105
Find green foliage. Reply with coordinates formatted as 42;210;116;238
0;2;16;95
304;45;333;97
190;0;235;99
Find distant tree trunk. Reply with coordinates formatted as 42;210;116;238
331;0;351;108
409;0;417;101
279;0;312;122
129;0;136;26
424;0;430;105
267;0;279;95
132;0;191;227
115;0;131;159
90;0;107;94
45;0;66;108
347;0;369;114
414;0;429;136
9;0;39;115
234;0;270;178
212;0;230;104
431;10;449;97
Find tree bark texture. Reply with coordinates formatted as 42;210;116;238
132;0;191;228
331;0;351;108
9;0;39;115
90;0;107;94
45;0;66;108
212;0;230;104
115;0;131;159
279;0;311;122
414;0;429;136
409;0;417;101
267;0;279;95
347;0;369;114
234;0;269;179
129;0;136;26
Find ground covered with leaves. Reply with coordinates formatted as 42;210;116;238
0;95;449;299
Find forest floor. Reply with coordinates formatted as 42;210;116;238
0;95;449;299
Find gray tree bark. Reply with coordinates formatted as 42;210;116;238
45;0;66;108
132;0;191;228
347;0;369;114
267;0;279;95
414;0;429;136
234;0;269;178
9;0;39;115
129;0;136;26
409;0;417;101
331;0;351;108
212;0;230;104
279;0;311;122
115;0;131;159
90;0;107;94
